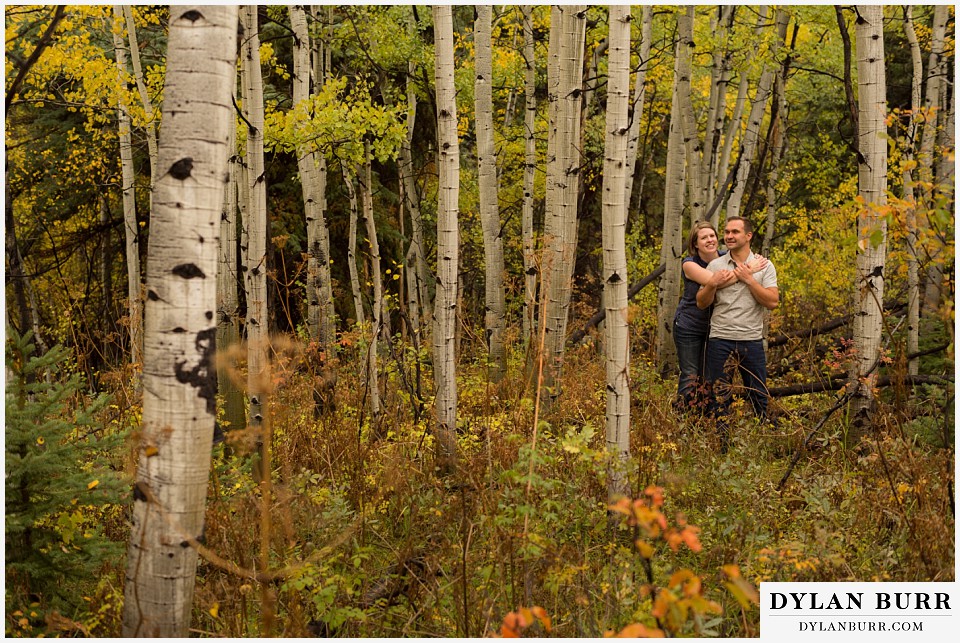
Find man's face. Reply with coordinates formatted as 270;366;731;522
724;221;752;251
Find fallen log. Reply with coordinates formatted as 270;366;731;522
767;301;906;347
568;262;666;345
769;373;953;398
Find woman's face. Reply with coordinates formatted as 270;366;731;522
696;227;718;254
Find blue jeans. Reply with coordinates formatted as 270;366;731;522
704;338;769;430
673;321;708;412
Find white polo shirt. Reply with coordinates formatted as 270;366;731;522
705;251;778;341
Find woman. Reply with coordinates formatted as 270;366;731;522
673;221;766;411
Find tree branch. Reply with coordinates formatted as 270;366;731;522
5;5;66;112
568;262;666;345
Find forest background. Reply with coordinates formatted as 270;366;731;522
4;3;955;638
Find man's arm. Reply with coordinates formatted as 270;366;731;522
732;264;779;309
696;269;733;309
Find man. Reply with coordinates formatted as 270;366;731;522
696;216;778;449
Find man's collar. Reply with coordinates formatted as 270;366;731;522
724;250;754;266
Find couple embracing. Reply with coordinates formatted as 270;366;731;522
672;217;779;450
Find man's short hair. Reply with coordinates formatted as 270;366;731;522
725;216;753;235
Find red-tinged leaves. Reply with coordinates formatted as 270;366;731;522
500;606;550;637
606;623;665;638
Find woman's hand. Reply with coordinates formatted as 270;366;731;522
746;254;769;273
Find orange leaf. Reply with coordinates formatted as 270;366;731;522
530;606;551;632
614;623;665;638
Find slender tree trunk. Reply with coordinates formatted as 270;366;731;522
542;5;586;401
475;5;506;381
432;5;459;476
602;6;631;502
714;73;749;227
99;194;115;358
399;7;430;331
521;5;537;347
121;6;237;636
122;5;159;190
624;6;652;207
848;5;887;443
362;141;382;426
343;168;366;328
656;44;686;373
725;8;786;219
240;5;269;469
762;70;787;255
675;7;706;222
292;4;336;348
112;5;143;369
919;5;949;315
903;5;922;376
217;109;245;434
703;6;735;209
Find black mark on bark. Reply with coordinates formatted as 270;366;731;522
172;263;206;279
169;158;194;180
174;327;218;415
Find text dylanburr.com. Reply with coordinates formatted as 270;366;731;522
760;582;957;640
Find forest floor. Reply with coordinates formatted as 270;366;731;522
5;327;955;638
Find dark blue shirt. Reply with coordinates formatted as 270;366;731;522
673;251;726;335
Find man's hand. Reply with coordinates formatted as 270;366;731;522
733;263;756;284
712;269;736;288
734;263;778;309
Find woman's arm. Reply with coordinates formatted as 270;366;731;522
682;260;716;286
746;254;769;273
683;261;736;288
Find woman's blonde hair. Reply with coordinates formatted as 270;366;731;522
686;221;718;257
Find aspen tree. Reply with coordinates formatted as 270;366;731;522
121;6;237;636
521;5;537;346
655;11;688;373
542;5;586;401
623;5;652;207
903;6;922;375
849;5;887;440
343;168;366;328
432;5;459;475
475;5;506;381
918;5;949;314
602;5;632;500
725;9;788;219
111;6;142;369
216;108;244;434
240;5;268;470
362;141;382;425
121;6;158;189
291;4;336;347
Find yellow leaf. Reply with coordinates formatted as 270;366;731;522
36;436;45;445
145;446;159;457
87;479;99;490
209;602;220;618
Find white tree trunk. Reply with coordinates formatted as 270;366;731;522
217;108;245;433
702;6;735;209
362;142;382;424
849;5;887;436
903;5;922;376
122;5;159;190
725;8;787;220
112;6;142;369
762;71;787;256
240;5;268;451
542;5;586;399
291;4;336;348
121;6;237;636
675;7;706;222
919;5;949;314
432;5;459;476
624;5;652;207
521;5;537;346
656;57;686;372
475;5;506;381
343;168;366;328
602;5;631;502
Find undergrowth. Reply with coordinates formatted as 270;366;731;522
5;325;954;637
